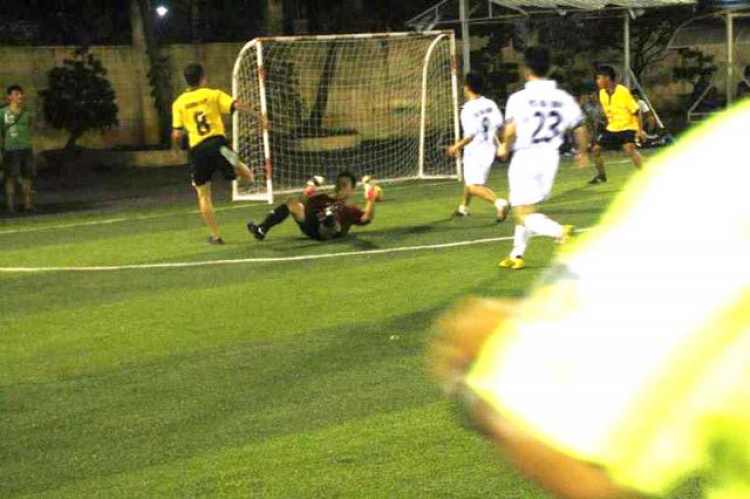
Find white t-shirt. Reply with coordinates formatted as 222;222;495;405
505;80;583;152
460;96;503;167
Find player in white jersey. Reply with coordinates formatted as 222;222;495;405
496;47;589;270
447;73;509;222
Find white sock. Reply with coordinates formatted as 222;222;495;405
494;198;508;214
511;225;531;258
524;213;563;239
458;204;469;215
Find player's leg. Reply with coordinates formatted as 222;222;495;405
21;178;33;212
189;143;224;244
193;182;223;244
4;174;16;213
20;150;36;212
590;143;607;184
455;161;508;221
467;185;509;222
499;205;534;270
247;198;301;241
3;151;21;213
219;144;254;183
622;142;643;170
519;157;570;244
501;153;569;269
454;158;485;217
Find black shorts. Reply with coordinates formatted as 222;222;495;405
189;136;235;186
3;149;36;179
295;205;322;240
598;130;636;151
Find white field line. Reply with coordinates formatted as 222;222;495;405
0;228;596;273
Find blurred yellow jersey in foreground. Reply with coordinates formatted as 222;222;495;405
466;101;750;498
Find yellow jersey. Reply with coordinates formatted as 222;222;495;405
466;101;750;498
171;87;235;148
599;84;639;132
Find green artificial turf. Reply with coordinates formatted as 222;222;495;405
1;155;661;497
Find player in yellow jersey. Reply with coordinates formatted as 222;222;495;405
430;101;750;498
171;63;259;245
589;65;645;185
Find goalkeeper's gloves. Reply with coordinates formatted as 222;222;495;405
361;175;376;201
305;175;325;197
308;175;325;186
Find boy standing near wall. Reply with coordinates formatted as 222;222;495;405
1;85;36;214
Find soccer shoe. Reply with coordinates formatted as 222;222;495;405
588;175;608;185
246;220;266;241
207;236;225;246
450;209;469;219
499;256;525;270
556;225;575;246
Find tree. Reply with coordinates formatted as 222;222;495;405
535;7;695;86
622;9;696;83
132;0;173;145
40;48;118;149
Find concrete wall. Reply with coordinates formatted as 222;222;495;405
0;42;244;151
0;40;745;154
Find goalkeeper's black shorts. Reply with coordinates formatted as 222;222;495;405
295;205;322;240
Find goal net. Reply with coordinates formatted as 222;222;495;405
232;31;460;202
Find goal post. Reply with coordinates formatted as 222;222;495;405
232;31;460;203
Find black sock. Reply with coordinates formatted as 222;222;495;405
260;204;290;232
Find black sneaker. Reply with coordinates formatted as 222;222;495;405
208;236;225;245
246;220;265;241
588;175;608;185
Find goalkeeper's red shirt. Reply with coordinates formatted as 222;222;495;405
306;194;366;235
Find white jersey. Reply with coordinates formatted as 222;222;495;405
460;96;503;168
505;80;583;152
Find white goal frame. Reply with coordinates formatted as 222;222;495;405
232;30;461;203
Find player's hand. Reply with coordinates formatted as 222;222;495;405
574;151;589;170
636;129;646;142
446;144;460;158
428;297;517;395
364;182;376;201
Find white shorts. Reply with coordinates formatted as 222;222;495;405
508;148;560;207
462;158;493;186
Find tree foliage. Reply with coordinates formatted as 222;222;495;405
534;7;695;88
40;48;119;149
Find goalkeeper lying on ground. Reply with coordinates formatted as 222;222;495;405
247;171;377;241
